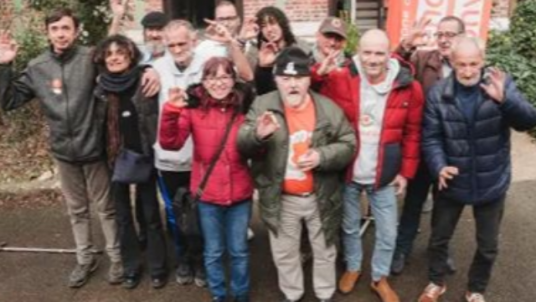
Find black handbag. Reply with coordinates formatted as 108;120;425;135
112;149;153;184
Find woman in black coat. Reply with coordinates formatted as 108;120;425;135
93;34;167;290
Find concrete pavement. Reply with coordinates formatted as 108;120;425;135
1;131;535;302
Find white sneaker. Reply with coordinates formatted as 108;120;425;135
465;292;486;302
247;227;255;241
418;282;446;302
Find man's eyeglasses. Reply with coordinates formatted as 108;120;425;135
434;31;461;39
215;16;239;22
203;76;234;84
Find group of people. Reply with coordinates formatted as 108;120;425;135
1;1;535;302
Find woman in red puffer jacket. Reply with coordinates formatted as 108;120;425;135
159;57;254;302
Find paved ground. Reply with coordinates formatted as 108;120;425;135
1;132;535;302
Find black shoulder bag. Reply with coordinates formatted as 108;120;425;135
172;109;239;235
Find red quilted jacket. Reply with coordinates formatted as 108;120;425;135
311;59;424;188
159;84;254;206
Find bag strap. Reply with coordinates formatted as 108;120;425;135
193;109;239;201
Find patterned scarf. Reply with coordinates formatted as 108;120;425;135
100;67;140;167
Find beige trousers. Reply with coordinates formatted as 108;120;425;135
56;159;120;264
269;194;337;301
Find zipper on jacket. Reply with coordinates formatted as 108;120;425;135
469;95;486;202
454;95;482;202
61;63;75;159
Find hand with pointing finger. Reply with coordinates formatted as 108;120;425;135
238;17;259;41
204;19;233;44
317;49;341;76
258;42;279;67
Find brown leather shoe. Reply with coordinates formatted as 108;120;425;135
371;277;400;302
338;270;360;294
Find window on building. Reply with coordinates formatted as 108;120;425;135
166;0;243;28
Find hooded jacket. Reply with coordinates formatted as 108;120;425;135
311;57;424;187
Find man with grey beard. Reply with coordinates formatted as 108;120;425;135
418;37;536;302
109;2;169;64
138;12;170;63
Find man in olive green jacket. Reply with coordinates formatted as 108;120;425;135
237;47;356;302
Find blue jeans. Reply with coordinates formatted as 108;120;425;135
342;182;398;281
198;200;252;299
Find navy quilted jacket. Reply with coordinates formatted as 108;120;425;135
423;75;536;204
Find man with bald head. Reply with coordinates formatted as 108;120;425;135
419;37;536;302
312;29;424;301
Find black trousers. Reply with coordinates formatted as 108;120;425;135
113;174;167;277
134;189;147;245
160;170;204;271
396;162;435;256
428;194;505;293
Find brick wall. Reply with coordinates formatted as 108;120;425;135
243;0;329;21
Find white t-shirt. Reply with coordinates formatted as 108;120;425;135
195;39;229;59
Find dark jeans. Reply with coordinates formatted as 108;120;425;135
396;162;434;256
113;174;167;277
428;194;505;293
159;171;203;270
198;200;252;299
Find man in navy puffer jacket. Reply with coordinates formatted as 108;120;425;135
418;37;536;302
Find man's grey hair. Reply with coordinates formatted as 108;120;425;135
164;19;197;38
451;36;486;58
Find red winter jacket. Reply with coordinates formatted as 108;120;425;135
311;59;424;188
158;84;254;206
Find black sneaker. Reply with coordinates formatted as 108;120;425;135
234;295;249;302
176;262;193;285
122;273;141;290
390;252;407;275
152;274;168;289
194;266;207;288
68;259;99;288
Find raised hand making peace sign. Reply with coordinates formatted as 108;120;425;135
204;19;234;44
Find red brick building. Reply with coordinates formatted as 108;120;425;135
134;0;515;33
1;0;517;40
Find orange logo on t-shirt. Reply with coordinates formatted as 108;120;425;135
283;96;316;195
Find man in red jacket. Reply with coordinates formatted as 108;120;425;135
312;29;424;302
